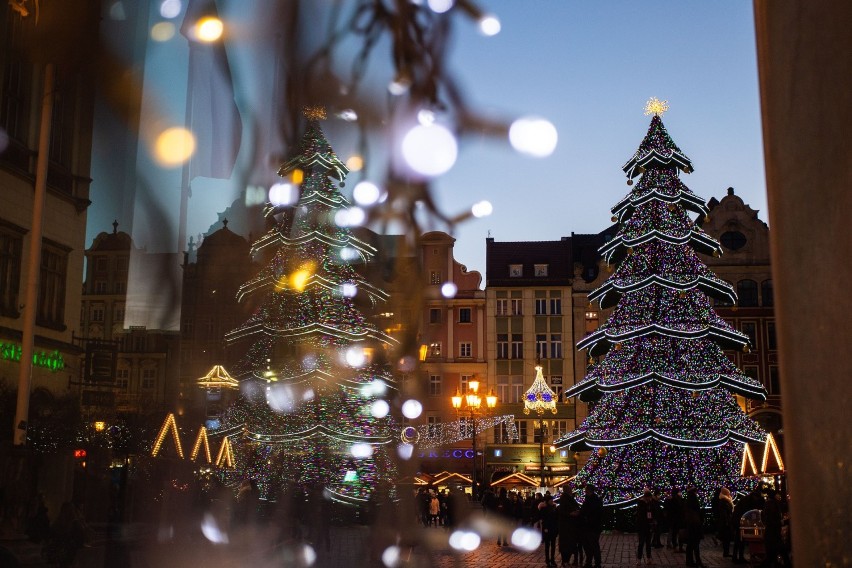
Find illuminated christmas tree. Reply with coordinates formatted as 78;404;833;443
555;100;767;506
216;107;397;505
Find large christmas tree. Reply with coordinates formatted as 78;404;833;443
555;100;767;506
216;107;397;505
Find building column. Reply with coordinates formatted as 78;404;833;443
754;1;852;563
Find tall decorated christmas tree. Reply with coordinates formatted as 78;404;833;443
555;100;767;506
216;107;397;505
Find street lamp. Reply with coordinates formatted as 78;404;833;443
523;364;558;489
451;378;497;499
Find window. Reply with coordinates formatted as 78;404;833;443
496;334;509;359
511;298;523;315
0;224;23;316
511;334;523;359
761;280;774;307
536;334;548;358
95;256;108;272
141;368;156;390
768;366;781;395
509;264;523;277
460;374;472;393
496;376;509;402
766;321;777;350
429;271;442;285
550;420;569;438
585;311;599;333
37;245;68;328
550;334;562;358
116;368;129;390
741;322;757;349
114;305;125;322
429;374;442;396
535;299;547;315
742;365;759;383
427;416;441;438
737;279;759;307
721;231;747;251
534;264;548;277
510;375;524;403
91;306;104;322
117;256;128;272
494;422;515;444
428;342;442;357
114;281;125;294
94;280;108;293
496;299;508;316
515;420;528;444
550;298;562;315
429;308;441;324
459;342;472;358
458;307;471;323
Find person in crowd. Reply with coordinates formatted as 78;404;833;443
651;490;665;548
233;478;261;527
635;487;658;565
665;488;685;552
761;489;791;567
45;501;88;568
539;493;559;567
557;491;583;567
731;488;764;564
495;487;512;546
25;493;50;544
580;483;603;568
714;487;734;557
684;486;704;567
438;489;449;528
429;491;440;527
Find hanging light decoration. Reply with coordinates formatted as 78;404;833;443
196;364;240;390
523;365;558;415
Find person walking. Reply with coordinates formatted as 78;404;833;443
684;486;704;567
714;487;734;557
540;494;559;567
495;487;512;546
557;492;583;566
580;484;603;568
635;487;657;565
651;490;665;548
665;488;685;552
429;491;440;527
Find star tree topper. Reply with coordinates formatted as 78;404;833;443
644;97;669;117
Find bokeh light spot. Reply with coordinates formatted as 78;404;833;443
401;399;423;419
509;116;558;157
159;0;181;19
352;181;381;206
478;14;501;36
381;545;401;567
371;399;390;418
154;127;195;167
350;443;374;458
150;22;175;41
472;200;493;218
441;282;457;298
196;17;223;42
397;443;414;460
427;0;454;13
269;182;297;207
511;526;542;551
402;123;457;176
345;347;367;368
346;155;364;171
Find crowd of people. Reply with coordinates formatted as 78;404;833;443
413;483;792;568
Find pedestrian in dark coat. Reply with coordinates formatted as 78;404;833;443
635;487;658;564
540;494;559;567
714;487;734;557
665;488;685;552
580;484;603;568
651;490;665;548
557;492;583;566
495;487;512;546
684;486;704;567
761;490;791;568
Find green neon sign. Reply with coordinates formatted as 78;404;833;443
0;341;65;372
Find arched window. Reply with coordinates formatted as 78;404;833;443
737;279;758;307
761;279;774;307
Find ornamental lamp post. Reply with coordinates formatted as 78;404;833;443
523;364;558;490
451;378;497;500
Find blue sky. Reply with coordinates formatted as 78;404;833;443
88;1;767;282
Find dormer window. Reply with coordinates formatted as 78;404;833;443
509;264;523;277
534;264;548;277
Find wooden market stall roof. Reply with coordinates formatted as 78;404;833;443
491;472;539;488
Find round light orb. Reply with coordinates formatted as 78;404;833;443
388;77;411;96
338;109;358;122
417;109;436;125
471;200;493;218
335;207;365;227
353;181;381;206
397;442;414;460
154;127;195;167
345;347;367;368
340;247;360;261
196;17;223;42
301;544;316;566
381;545;402;567
371;399;390;418
511;526;542;551
478;14;501;36
340;283;358;297
350;443;374;459
427;0;454;13
159;0;181;19
509;116;558;157
346;155;364;171
150;22;175;42
441;282;458;298
401;123;457;177
269;182;297;207
459;531;481;551
401;399;423;419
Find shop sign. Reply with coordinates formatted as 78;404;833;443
418;449;476;459
0;341;65;372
